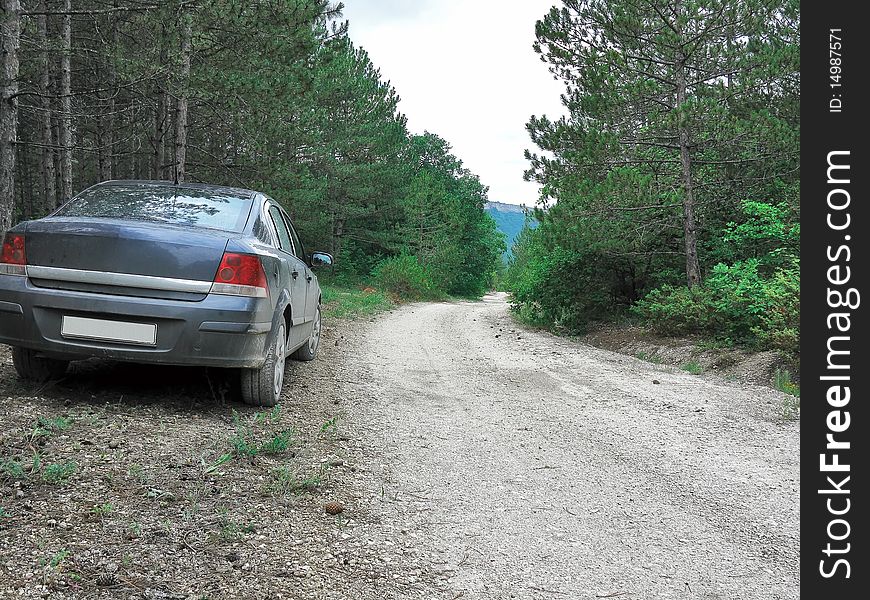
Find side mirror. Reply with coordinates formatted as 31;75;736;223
310;251;334;268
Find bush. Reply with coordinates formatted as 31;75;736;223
633;257;799;352
372;255;443;301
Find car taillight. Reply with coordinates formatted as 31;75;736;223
0;233;26;276
210;252;268;298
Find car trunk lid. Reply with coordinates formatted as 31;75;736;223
25;218;231;300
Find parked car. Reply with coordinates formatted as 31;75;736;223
0;180;333;407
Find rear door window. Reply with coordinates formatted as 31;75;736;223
281;212;307;261
268;205;295;255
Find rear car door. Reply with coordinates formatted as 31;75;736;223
266;203;308;326
283;214;319;322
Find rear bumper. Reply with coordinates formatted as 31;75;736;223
0;276;273;368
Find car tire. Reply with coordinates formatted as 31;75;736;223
11;347;69;382
239;318;287;407
292;305;321;362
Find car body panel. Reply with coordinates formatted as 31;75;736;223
0;180;323;371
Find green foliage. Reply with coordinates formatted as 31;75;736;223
774;369;800;398
372;255;443;301
227;409;294;459
0;459;26;482
42;462;77;484
90;503;113;518
509;0;800;352
320;282;393;319
633;257;799;351
681;361;703;374
12;4;502;300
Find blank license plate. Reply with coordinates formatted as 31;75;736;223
61;316;157;346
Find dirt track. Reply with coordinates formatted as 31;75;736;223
0;293;799;599
340;292;800;599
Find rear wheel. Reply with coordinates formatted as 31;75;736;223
239;318;286;407
11;347;69;382
292;305;321;362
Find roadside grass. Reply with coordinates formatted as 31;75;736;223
634;351;664;364
41;461;77;484
204;407;296;474
90;503;113;518
774;368;800;420
321;282;393;320
681;360;703;374
264;465;324;496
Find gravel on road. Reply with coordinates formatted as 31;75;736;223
0;293;799;599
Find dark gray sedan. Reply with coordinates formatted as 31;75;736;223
0;181;333;406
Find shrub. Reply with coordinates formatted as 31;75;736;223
633;257;799;352
372;255;443;301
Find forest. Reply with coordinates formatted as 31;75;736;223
507;0;800;355
0;0;504;299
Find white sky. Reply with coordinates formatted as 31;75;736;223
341;0;566;206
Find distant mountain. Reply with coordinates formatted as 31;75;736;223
485;201;536;260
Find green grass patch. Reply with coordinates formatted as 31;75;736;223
635;351;663;364
773;368;800;397
321;283;393;320
680;361;703;374
0;459;26;481
41;461;77;484
264;465;323;496
90;503;113;518
219;409;295;464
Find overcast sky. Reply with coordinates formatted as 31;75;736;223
341;0;566;206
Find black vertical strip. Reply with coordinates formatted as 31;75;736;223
801;1;869;596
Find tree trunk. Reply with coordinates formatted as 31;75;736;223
173;15;192;183
58;0;73;203
19;135;31;219
98;6;117;182
674;45;701;288
37;3;56;212
154;26;168;180
0;0;21;235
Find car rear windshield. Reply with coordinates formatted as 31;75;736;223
57;184;253;232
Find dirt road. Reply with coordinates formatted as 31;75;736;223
337;293;800;599
0;293;799;599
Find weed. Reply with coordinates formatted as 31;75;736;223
773;369;800;397
635;351;663;364
321;283;393;320
126;522;142;538
681;361;703;374
226;410;294;458
37;416;72;432
320;416;338;433
254;405;281;425
203;453;233;474
258;430;293;455
128;464;148;483
39;549;71;569
30;416;72;442
42;461;77;484
90;503;113;518
265;465;322;496
0;459;26;481
0;507;9;521
229;429;259;456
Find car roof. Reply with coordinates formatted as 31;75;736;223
91;180;259;200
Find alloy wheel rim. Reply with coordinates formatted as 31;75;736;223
274;325;286;397
309;309;321;354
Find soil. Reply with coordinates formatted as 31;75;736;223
583;323;800;387
0;293;799;599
